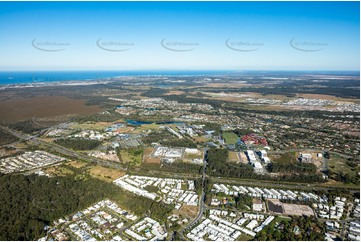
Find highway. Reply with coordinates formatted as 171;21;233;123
2;124;357;193
0;125;127;171
2;124;360;241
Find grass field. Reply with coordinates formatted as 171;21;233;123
228;151;239;162
269;152;298;164
328;154;357;177
193;136;208;142
236;233;252;241
70;121;111;131
45;165;74;176
222;132;239;145
119;149;143;165
184;152;203;160
66;161;87;169
273;216;292;223
86;165;126;182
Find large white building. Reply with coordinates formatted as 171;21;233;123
299;153;313;163
246;150;257;164
254;162;263;173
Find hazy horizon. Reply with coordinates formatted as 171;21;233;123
0;1;359;71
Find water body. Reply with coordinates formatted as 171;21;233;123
1;70;358;86
126;120;153;126
0;70;229;85
126;119;183;126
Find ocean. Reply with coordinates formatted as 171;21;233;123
1;70;358;86
0;70;229;85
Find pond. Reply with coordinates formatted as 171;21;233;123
125;119;183;126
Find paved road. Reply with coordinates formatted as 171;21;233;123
179;147;208;240
15;127;359;192
0;124;127;171
211;177;360;193
3;124;358;192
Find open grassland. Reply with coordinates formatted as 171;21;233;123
269;152;298;164
70;121;112;130
86;165;126;182
193;136;208;142
0;96;102;122
0;148;18;158
46;162;126;182
198;91;292;102
295;93;359;103
328;154;357;177
119;149;143;165
204;82;252;88
45;165;74;176
236;234;252;241
116;126;135;133
184;152;203;160
228;151;239;162
66;161;88;169
130;123;162;134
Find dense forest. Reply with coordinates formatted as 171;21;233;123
54;138;102;150
255;215;326;241
142;130;175;144
161;138;198;148
206;148;256;178
234;193;253;210
266;162;317;174
0;128;18;145
0;174;113;240
0;173;173;240
9;120;44;134
199;122;222;135
142;130;198;148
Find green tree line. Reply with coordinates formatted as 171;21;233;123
54;138;102;150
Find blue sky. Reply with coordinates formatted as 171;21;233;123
0;1;359;71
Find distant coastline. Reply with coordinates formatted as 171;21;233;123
0;70;231;86
0;70;359;89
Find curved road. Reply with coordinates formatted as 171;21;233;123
179;148;208;240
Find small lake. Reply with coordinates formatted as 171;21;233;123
126;119;183;126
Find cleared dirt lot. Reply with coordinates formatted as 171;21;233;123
143;147;161;164
178;205;198;219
